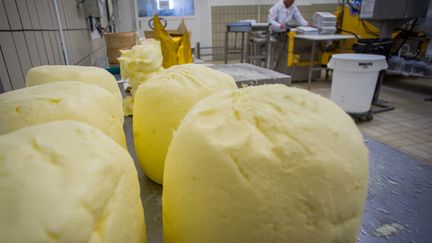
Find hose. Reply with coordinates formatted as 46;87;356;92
393;18;418;55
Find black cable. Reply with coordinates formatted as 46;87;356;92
393;18;418;55
413;40;424;59
337;0;345;31
361;20;379;36
339;1;371;39
337;28;360;39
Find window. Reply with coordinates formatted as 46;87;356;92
157;0;173;10
138;0;194;17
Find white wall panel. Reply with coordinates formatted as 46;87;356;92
24;31;42;66
3;0;22;29
0;0;10;30
0;32;25;89
16;0;32;29
12;32;32;77
1;0;106;90
0;46;12;91
34;31;49;64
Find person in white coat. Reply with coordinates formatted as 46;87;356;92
269;0;308;32
268;0;308;69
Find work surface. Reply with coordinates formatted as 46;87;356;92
294;34;356;41
124;117;432;243
208;63;292;87
116;64;291;89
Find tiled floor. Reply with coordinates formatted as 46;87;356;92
292;80;432;163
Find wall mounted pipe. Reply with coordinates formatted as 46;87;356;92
53;0;70;65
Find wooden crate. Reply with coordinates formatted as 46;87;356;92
104;32;138;64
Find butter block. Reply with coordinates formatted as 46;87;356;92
118;40;164;116
0;81;126;148
0;121;146;243
118;39;164;92
163;85;369;243
26;65;123;118
133;64;237;184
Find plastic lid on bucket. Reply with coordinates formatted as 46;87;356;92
328;54;388;72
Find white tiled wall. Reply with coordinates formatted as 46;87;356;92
0;0;107;93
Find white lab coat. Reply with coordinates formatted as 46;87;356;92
268;1;308;31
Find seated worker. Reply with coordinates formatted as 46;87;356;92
268;0;308;69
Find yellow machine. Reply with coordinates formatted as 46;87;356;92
287;5;386;68
288;3;431;69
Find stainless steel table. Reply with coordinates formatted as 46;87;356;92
224;22;271;67
125;117;432;243
208;63;291;87
295;34;356;90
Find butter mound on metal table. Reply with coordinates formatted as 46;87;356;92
163;85;369;243
0;121;146;243
133;64;237;184
0;81;126;148
26;65;123;117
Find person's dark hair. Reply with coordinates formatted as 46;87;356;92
283;0;295;8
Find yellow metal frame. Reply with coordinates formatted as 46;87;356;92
287;5;387;67
287;31;321;67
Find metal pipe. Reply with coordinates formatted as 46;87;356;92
224;28;228;64
53;0;70;65
265;26;271;68
308;40;316;90
196;42;201;59
241;32;245;63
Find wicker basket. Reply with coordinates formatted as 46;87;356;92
104;32;138;64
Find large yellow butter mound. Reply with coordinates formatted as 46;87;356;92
0;81;126;148
26;65;123;116
134;64;237;184
0;121;146;243
163;85;369;243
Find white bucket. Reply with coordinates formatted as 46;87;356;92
328;54;388;114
